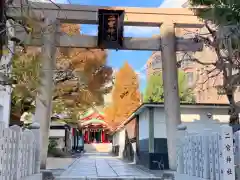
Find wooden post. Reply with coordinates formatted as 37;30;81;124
34;18;59;169
160;22;181;170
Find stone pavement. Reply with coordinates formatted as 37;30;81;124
46;157;76;177
47;157;75;169
56;152;163;179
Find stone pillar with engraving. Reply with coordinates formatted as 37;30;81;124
201;129;211;178
218;125;235;180
213;132;220;180
209;133;215;180
197;135;203;177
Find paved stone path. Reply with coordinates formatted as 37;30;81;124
47;157;75;169
57;152;162;179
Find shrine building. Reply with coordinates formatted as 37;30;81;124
78;109;112;144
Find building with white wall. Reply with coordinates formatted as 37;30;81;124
49;121;72;152
112;103;230;170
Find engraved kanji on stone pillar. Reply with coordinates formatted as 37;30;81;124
218;125;235;180
209;134;215;180
213;132;220;180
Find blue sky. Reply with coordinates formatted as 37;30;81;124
46;0;186;91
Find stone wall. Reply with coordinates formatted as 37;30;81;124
0;121;42;179
175;124;235;180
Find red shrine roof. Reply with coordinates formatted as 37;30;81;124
80;112;105;121
79;109;113;130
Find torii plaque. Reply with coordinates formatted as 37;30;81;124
98;9;124;49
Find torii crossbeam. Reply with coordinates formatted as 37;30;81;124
9;2;204;51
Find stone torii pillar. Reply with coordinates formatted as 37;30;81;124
34;18;59;169
160;22;181;170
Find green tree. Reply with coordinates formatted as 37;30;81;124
189;0;240;25
143;71;195;103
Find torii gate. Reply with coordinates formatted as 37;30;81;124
6;1;203;170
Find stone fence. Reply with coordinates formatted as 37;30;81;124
175;124;236;180
0;122;42;180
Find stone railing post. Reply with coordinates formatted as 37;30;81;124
176;124;187;174
29;122;40;174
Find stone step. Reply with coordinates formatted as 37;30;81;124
84;143;112;153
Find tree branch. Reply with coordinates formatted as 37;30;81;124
178;52;216;66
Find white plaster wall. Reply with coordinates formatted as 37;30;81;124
118;128;126;158
49;129;65;138
180;107;229;123
153;107;167;138
152;106;230;138
139;108;149;140
113;106;230;149
212;114;229;123
113;131;120;146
